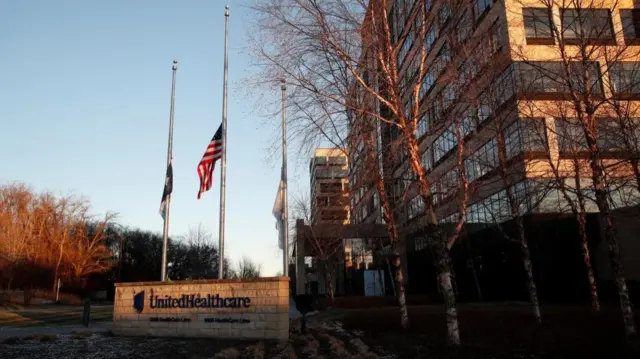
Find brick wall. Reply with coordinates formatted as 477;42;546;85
112;277;289;340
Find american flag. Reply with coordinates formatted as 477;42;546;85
197;124;223;199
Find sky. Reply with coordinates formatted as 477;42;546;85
0;0;311;276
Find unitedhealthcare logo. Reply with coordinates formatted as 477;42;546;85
131;289;250;314
133;290;145;313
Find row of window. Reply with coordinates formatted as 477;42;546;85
416;177;640;231
422;114;640;194
465;180;531;224
411;24;505;143
396;0;500;100
465;138;499;182
523;7;640;42
420;60;640;165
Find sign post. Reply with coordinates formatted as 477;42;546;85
55;278;62;303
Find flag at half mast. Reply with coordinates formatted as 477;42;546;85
272;167;286;249
197;124;223;199
159;159;173;220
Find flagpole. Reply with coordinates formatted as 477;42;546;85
161;60;178;282
281;78;289;277
218;5;230;279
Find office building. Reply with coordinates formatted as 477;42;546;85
348;0;640;295
309;148;350;225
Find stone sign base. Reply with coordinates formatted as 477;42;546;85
112;277;289;340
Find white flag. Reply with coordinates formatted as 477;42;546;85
272;180;285;249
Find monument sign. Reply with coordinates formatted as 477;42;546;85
112;277;289;340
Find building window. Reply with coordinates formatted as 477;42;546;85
514;61;603;95
421;71;435;100
407;195;424;220
405;95;415;119
417;112;429;138
425;104;439;130
457;10;472;43
433;124;457;163
609;62;640;94
561;9;614;40
398;27;414;67
392;4;403;43
414;4;423;30
461;108;477;137
523;8;553;42
426;24;437;52
464;138;499;182
466;187;511;224
474;0;492;21
489;20;506;53
620;9;640;40
317;197;329;207
504;118;547;159
596;119;623;152
442;83;457;109
439;3;452;27
440;168;460;199
431;182;440;206
439;212;460;224
555;118;588;153
510;181;532;215
421;147;432;172
494;66;515;106
477;97;492;123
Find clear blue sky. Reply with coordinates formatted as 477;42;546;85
0;0;310;276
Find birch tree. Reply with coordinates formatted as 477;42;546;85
509;0;639;336
247;0;504;343
248;0;415;329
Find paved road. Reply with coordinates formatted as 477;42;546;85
0;322;112;340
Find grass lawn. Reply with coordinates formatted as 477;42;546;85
0;305;112;327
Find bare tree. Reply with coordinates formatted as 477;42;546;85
0;183;34;289
290;191;346;301
66;213;117;279
248;0;416;330
0;182;117;293
179;223;229;279
458;77;546;322
508;0;639;336
232;257;262;279
248;0;479;342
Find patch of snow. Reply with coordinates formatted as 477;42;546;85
374;345;398;359
320;320;350;336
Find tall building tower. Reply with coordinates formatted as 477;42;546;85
309;148;350;225
351;0;640;237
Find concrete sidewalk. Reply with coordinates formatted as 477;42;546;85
0;322;112;340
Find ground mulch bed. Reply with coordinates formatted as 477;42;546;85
339;303;640;358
